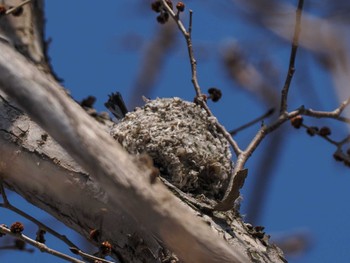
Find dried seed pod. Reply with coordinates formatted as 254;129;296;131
10;222;24;234
306;126;318;136
208;87;222;102
100;241;112;255
344;159;350;167
111;98;233;199
319;126;331;136
151;1;162;12
290;115;303;129
165;0;173;10
157;12;169;24
333;151;344;162
176;2;185;12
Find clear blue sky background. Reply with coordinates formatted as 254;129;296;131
1;1;350;262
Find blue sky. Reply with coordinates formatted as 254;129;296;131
1;1;350;262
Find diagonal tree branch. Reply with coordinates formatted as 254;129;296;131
0;40;250;263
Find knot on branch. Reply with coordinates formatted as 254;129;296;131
111;97;233;199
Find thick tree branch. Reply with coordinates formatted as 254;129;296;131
0;2;287;262
0;41;250;263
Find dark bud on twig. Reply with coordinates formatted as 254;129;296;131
344;160;350;167
319;126;331;136
151;1;162;12
208;87;222;102
157;12;169;24
306;126;318;136
10;222;24;234
35;229;46;243
152;0;173;24
176;2;185;12
290;115;303;129
333;151;344;162
165;0;174;10
100;241;112;255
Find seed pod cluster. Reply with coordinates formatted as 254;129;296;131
111;98;233;199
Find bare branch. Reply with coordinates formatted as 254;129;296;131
280;0;304;114
0;182;78;249
199;100;242;155
0;40;249;263
0;224;85;263
160;0;202;97
69;247;114;263
296;97;350;123
160;0;242;156
230;108;275;136
216;96;350;211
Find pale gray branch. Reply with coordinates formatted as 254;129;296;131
0;41;251;263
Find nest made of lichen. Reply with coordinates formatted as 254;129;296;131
111;97;233;199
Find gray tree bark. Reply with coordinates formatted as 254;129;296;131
0;1;286;263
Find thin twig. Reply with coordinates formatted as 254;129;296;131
160;0;242;156
0;225;85;263
339;135;350;146
280;0;304;114
199;100;242;155
301;123;350;149
217;0;305;211
230;108;275;135
0;181;9;204
160;1;202;97
5;0;31;15
245;130;284;224
0;182;77;249
70;247;114;263
0;183;114;262
216;97;350;211
296;97;350;123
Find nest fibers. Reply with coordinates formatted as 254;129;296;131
111;97;233;199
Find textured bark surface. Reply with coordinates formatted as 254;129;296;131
0;1;286;263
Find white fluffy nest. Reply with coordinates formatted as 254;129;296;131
111;97;233;199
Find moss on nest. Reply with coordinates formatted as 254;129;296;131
111;97;233;199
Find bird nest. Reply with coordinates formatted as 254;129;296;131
111;97;233;199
